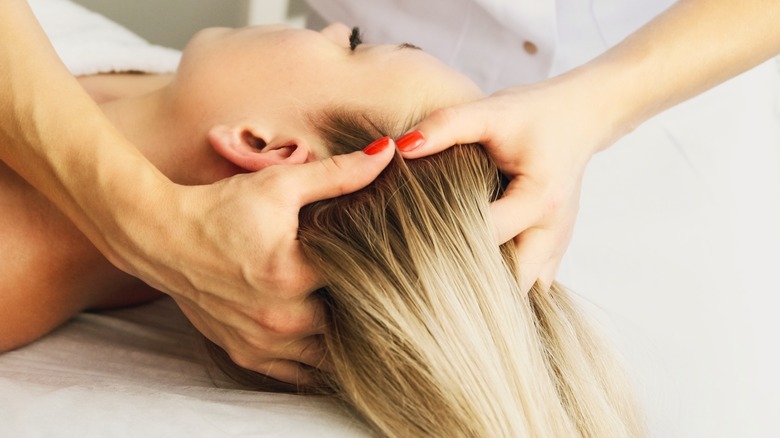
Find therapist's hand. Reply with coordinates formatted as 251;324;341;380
397;75;625;292
0;0;399;386
118;140;395;385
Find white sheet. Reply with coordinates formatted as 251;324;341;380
29;0;181;76
0;299;371;437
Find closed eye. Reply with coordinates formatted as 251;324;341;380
349;26;362;51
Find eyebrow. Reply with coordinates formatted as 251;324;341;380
397;42;422;51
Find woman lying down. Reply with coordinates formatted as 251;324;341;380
0;20;644;437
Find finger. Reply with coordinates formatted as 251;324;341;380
258;359;318;386
535;257;561;293
398;99;495;158
512;230;553;294
284;242;326;293
518;264;543;295
306;293;329;334
279;335;331;372
251;293;327;340
488;187;542;245
285;137;395;206
280;292;328;336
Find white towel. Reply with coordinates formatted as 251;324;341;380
29;0;181;76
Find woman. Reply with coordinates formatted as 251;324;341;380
0;12;643;438
0;20;478;364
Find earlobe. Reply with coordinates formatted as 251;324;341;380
207;124;311;172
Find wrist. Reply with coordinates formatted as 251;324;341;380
567;54;664;154
87;130;173;273
546;63;644;157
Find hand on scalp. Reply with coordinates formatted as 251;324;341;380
149;138;396;385
395;79;616;293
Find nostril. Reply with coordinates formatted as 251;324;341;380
242;130;266;150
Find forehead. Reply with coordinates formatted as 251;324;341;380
181;25;483;123
340;46;483;121
235;26;481;99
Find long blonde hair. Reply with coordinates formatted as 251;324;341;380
211;109;644;437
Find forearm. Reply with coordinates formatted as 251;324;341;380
0;2;168;269
568;0;780;148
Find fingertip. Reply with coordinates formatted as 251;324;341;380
518;264;544;295
363;136;392;156
362;137;396;166
396;130;425;153
362;137;396;173
519;275;537;295
537;260;561;291
396;129;447;159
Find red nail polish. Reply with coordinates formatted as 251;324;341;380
396;130;425;152
363;136;391;155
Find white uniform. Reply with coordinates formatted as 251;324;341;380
307;2;780;437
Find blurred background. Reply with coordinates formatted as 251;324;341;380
72;0;308;49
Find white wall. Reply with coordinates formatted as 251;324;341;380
247;0;307;27
71;0;308;49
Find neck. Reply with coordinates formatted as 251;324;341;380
91;73;236;185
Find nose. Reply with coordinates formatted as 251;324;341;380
319;22;352;47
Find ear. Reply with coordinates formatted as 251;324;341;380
207;124;312;172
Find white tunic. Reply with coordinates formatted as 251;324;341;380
307;2;780;437
307;0;676;92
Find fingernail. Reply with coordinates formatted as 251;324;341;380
363;136;391;155
396;130;425;152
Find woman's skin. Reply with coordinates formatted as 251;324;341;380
399;0;780;292
0;22;482;385
0;2;398;382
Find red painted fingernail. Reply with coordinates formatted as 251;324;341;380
396;130;425;152
363;136;391;155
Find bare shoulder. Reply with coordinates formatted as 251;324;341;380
0;161;160;352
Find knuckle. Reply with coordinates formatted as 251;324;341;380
227;350;256;370
260;166;291;194
268;269;309;299
430;106;460;129
256;310;311;337
236;333;274;357
313;158;349;196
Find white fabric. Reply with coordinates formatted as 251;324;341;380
28;0;181;76
307;1;780;437
0;299;370;437
307;0;555;92
306;0;675;93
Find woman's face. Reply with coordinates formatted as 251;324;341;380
172;23;484;159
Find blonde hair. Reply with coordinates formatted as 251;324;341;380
210;109;645;437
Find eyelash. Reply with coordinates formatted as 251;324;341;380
349;26;362;51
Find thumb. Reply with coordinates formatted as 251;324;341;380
399;98;494;159
290;137;395;206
